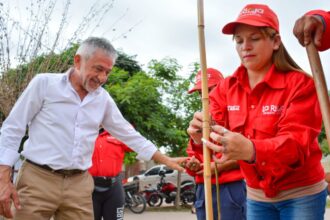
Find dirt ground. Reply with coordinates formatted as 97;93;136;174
124;208;330;220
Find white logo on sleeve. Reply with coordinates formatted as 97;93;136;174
227;105;240;111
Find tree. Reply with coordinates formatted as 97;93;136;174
105;58;189;157
0;44;78;120
0;0;134;124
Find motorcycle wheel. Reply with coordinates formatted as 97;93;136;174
128;194;147;214
181;190;195;205
147;193;163;207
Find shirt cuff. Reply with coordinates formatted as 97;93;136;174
135;145;158;161
0;147;20;166
245;142;256;164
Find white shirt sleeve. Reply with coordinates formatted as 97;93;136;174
101;94;157;161
0;75;46;166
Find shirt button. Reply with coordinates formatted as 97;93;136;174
247;135;251;139
261;161;266;166
250;105;255;109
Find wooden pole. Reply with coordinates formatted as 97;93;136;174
306;43;330;149
197;0;214;219
214;163;221;220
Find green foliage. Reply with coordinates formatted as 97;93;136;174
319;123;326;143
103;56;203;159
115;52;142;75
319;123;329;156
321;138;330;156
0;44;78;119
148;57;180;81
124;152;138;165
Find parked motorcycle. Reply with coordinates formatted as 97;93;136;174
142;185;162;207
146;170;195;207
124;182;146;214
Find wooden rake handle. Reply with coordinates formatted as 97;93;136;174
306;43;330;149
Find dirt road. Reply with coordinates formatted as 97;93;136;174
125;208;330;220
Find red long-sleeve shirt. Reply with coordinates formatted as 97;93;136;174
209;65;324;198
306;10;330;51
88;131;132;177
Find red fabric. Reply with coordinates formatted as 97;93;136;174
88;131;132;177
209;64;324;198
306;10;330;51
186;140;243;184
188;68;224;94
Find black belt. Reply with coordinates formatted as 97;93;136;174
93;175;119;187
26;159;85;177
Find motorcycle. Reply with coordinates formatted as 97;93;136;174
124;181;146;214
146;170;195;207
142;185;162;207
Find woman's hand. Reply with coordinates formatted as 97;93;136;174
187;112;203;144
202;125;255;163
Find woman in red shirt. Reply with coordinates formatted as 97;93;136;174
89;129;132;220
188;4;327;220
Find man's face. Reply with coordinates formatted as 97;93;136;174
74;49;114;92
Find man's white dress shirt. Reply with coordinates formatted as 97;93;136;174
0;69;157;170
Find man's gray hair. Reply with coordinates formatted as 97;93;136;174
76;37;118;64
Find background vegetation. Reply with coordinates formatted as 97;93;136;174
0;0;328;164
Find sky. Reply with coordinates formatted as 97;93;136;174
4;0;330;86
105;0;330;86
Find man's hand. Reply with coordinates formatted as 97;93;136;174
152;151;187;172
0;165;20;218
293;14;324;47
185;156;201;172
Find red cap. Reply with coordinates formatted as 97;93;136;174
222;4;279;35
188;68;224;94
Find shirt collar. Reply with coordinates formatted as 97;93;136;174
61;68;73;81
62;67;102;96
262;65;286;89
233;64;286;90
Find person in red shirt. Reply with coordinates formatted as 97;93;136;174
188;4;327;220
88;128;132;220
293;10;330;195
185;68;246;220
293;10;330;51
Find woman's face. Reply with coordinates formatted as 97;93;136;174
234;24;280;74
